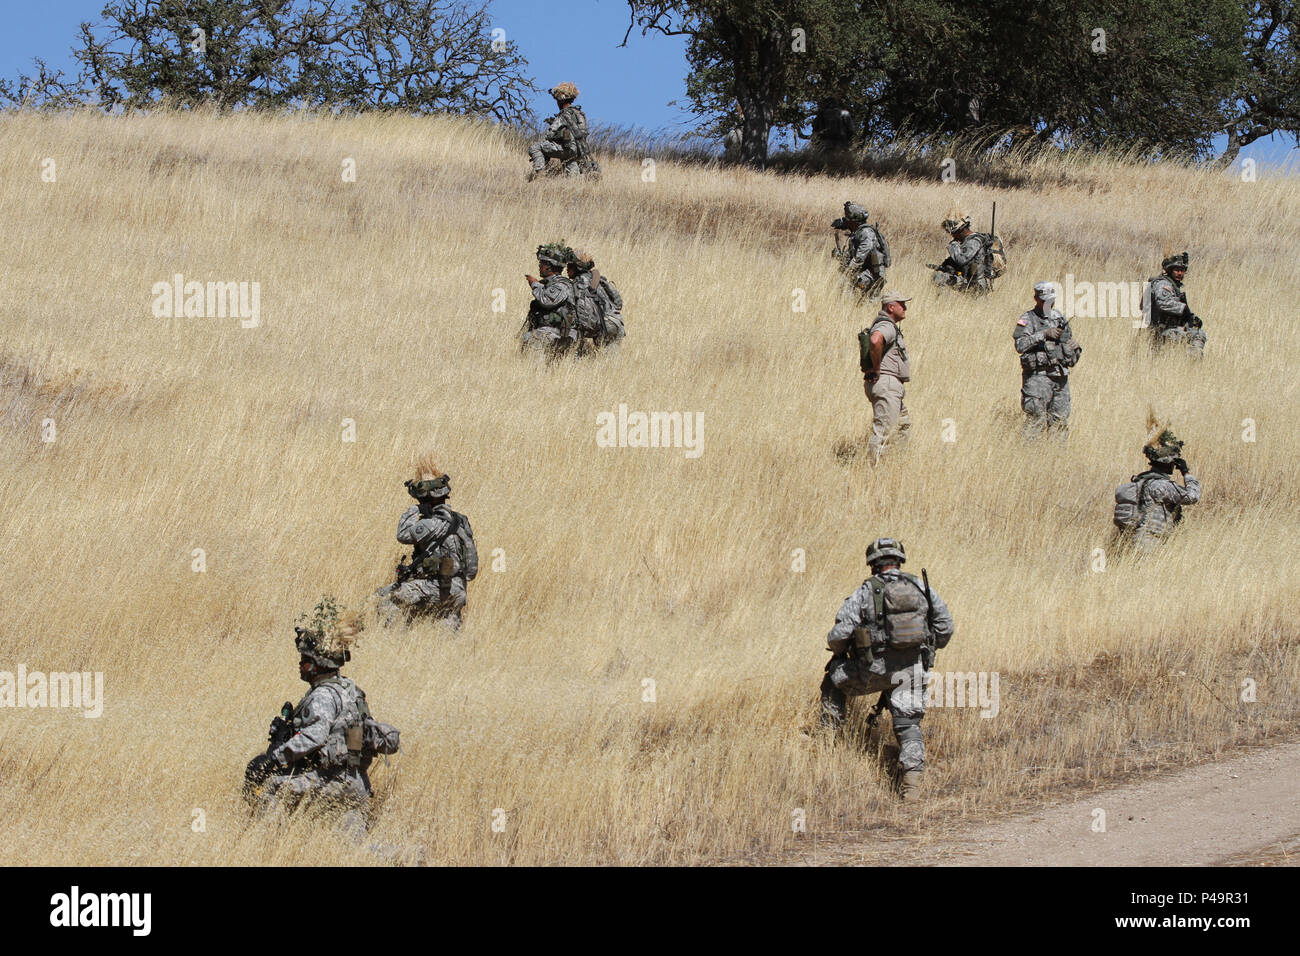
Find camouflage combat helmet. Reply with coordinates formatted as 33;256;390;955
865;537;906;567
294;597;360;670
843;201;868;223
1143;428;1184;465
1161;251;1189;274
406;474;450;501
405;453;450;501
569;248;595;272
549;82;579;102
536;242;573;268
295;627;349;669
941;208;972;234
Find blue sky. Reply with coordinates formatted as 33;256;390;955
4;0;1296;168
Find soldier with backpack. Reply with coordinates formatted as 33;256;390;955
243;602;400;834
567;249;625;350
1015;281;1082;438
1113;422;1201;552
527;83;599;180
861;290;914;465
819;538;955;802
520;243;580;355
376;457;479;628
930;208;1005;293
832;201;890;297
1143;252;1205;358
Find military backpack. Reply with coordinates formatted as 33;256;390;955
1113;473;1159;531
852;573;932;652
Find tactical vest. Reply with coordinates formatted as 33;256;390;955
1146;276;1185;328
528;276;578;332
300;677;400;773
851;572;932;652
294;676;364;773
410;511;467;579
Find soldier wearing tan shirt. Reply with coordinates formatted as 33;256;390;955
860;290;912;464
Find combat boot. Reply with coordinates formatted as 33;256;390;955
899;770;923;802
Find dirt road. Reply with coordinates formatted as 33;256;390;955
805;741;1300;866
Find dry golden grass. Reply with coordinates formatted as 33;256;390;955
1;110;1297;865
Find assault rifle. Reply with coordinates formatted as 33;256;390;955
243;701;295;800
921;568;937;670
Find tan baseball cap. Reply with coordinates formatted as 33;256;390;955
879;290;912;305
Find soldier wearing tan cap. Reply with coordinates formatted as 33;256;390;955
859;290;913;464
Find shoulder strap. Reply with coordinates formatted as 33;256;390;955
865;577;885;624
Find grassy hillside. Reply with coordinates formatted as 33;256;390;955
1;110;1296;865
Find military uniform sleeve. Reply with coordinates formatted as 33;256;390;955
398;507;452;547
278;688;337;764
1151;279;1189;316
848;227;875;270
1014;314;1047;353
927;587;955;648
827;586;869;653
949;236;981;267
1151;474;1201;506
532;278;572;311
545;113;568;141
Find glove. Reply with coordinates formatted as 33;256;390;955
1044;326;1063;341
1173;457;1189;474
1186;313;1202;328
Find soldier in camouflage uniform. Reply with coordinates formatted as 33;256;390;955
376;460;479;628
931;209;1000;293
527;83;596;179
1015;281;1083;438
820;538;955;801
861;290;913;464
1116;427;1201;552
520;243;580;354
567;249;626;350
1144;252;1205;358
243;612;381;833
832;201;889;297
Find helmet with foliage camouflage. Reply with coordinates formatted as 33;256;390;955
405;453;450;501
1143;429;1184;465
294;596;360;670
865;537;906;567
1161;251;1189;274
941;208;972;234
536;242;573;268
549;82;579;102
569;248;595;272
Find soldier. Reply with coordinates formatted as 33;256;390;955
1144;252;1205;358
1113;423;1201;552
930;209;1003;293
527;83;597;180
520;243;580;355
376;457;479;628
832;201;889;297
811;98;853;155
1015;280;1082;438
243;604;398;834
860;290;913;464
819;538;955;801
567;249;626;350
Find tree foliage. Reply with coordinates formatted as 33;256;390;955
626;0;1297;164
3;0;535;122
